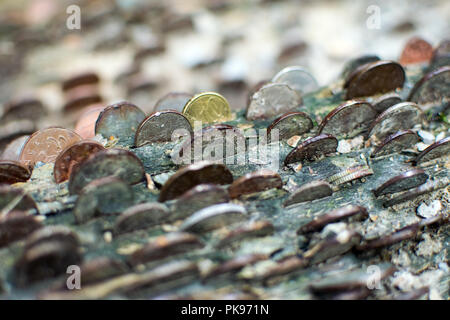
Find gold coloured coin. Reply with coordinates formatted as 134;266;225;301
182;92;232;124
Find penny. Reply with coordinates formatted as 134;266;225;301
53;140;105;183
271;66;319;95
228;169;282;199
134;110;193;147
68;148;145;195
399;37;433;65
158;161;233;202
74;105;105;139
408;66;450;106
113;202;170;235
284;134;338;165
318;100;377;139
297;205;368;234
171;184;229;221
345;60;405;100
371;130;419;158
246;83;302;121
95;101;146;146
204;254;268;281
19;127;82;168
180;203;246;233
283;180;333;207
0;185;38;214
62;72;100;92
0;211;42;248
1;97;45;123
266;111;313;141
0;160;31;184
356;224;419;251
373;169;428;197
367;102;424;141
73;176;134;224
341;55;380;80
415;136;450;164
182;92;232;125
216;221;274;248
1;135;29;161
154;92;192;113
369;92;402;114
128;232;204;266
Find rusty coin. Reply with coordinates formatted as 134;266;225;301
228;169;282;199
284;134;338;165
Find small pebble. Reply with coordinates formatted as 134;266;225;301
416;142;429;152
418;130;435;144
417;200;442;219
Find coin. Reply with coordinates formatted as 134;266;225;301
62;72;100;91
373;169;428;197
283;180;333;207
407;66;450;106
341;55;380;80
134;110;193;147
369;92;402;114
330;165;373;186
246;80;269;107
0;160;31;184
24;226;79;252
356;224;419;251
204;254;268;281
0;211;42;248
430;39;450;69
272;66;319;95
228;169;282;199
53;140;105;183
0;185;38;214
284;134;338;165
63;87;102;113
267;111;313;141
1;97;45;123
371;130;419;158
19;127;82;168
1;135;29;161
216;221;274;248
154;92;192;113
74;105;105;139
246;83;302;120
95;101;146;146
399;37;433;65
415;136;450;164
318;100;377;139
345;60;405;100
75;257;128;286
182;92;232;125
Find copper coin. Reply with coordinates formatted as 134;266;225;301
399;37;433;65
283;180;333;207
1;135;29;161
95;101;146;146
159;161;233;202
24;226;79;251
369;92;402;114
1;97;46;122
134;110;193;147
371;130;419;158
345;60;405;100
0;185;38;214
367;102;423;141
154;92;192;113
0;211;43;248
284;134;338;165
19;127;82;168
267;111;313;141
53;140;105;183
341;55;380;80
0;160;31;184
74;105;105;139
318;100;377;139
373;169;428;197
415;136;450;164
62;71;100;92
63;86;102;113
407;66;450;106
228;169;282;199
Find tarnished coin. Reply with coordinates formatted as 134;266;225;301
1;135;29;161
134;110;193;147
73;176;134;224
74;105;105;139
356;224;419;251
74;257;128;286
19;127;82;168
399;37;433;65
298;205;368;234
407;66;450;106
154;92;192;113
345;60;405;100
367;102;423;141
62;72;100;91
369;92;402;114
271;66;319;95
128;232;204;266
0;211;42;248
216;221;274;248
283;180;333;207
1;97;46;123
228;169;282;199
68;148;145;195
373;169;428;197
95;101;146;146
0;185;38;214
180;203;246;233
113;202;170;235
284;134;338;165
158;161;233;202
24;226;79;252
0;120;35;150
318;100;377;138
371;130;419;158
171;184;229;221
341;55;380;80
266;111;313;141
204;254;268;281
415;136;450;164
246;83;302;120
63;88;103;113
430;39;450;68
53;140;105;183
182;92;232;124
0;160;31;184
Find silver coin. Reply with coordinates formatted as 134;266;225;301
272;66;319;95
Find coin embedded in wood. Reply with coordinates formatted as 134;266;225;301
95;101;146;146
272;66;319;95
216;221;275;248
182;92;232;124
284;134;338;165
407;66;450;106
0;185;38;214
0;211;42;248
267;111;313;141
74;105;105;139
1;135;29;161
283;180;333;207
341;55;380;80
228;169;282;199
415;136;450;164
399;37;433;65
134;110;193;147
371;130;419;158
204;254;268;280
0;160;31;184
158;161;233;202
367;102;423;141
68;148;145;195
318;100;377;139
62;72;100;91
53;140;105;183
345;60;405;100
373;169;428;197
369;92;402;114
19;128;82;168
1;97;46;123
246;80;269;107
154;92;192;113
356;224;419;251
24;226;80;252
